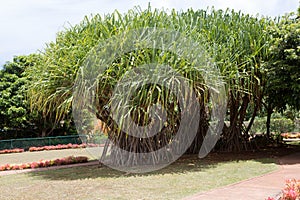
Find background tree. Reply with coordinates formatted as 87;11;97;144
0;55;38;138
264;10;300;137
0;55;73;139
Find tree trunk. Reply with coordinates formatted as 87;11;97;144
245;99;259;134
218;91;252;152
41;129;47;137
266;105;273;138
186;104;209;154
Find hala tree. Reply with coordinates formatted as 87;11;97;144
27;6;272;164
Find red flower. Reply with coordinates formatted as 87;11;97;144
265;197;275;200
0;165;6;171
0;148;25;154
37;160;45;167
44;160;50;167
54;159;62;165
280;179;300;200
283;189;297;199
12;165;20;170
30;162;39;169
5;164;12;170
0;156;88;171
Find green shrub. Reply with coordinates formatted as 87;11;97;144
250;117;295;134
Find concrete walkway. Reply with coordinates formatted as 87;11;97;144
184;152;300;200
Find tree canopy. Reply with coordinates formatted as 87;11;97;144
0;6;297;162
0;55;75;138
266;12;300;111
0;55;38;138
262;11;300;136
26;6;273;158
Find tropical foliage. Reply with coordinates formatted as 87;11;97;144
0;55;40;138
0;5;298;166
0;55;74;138
264;11;300;136
25;6;274;167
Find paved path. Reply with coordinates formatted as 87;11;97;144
184;152;300;200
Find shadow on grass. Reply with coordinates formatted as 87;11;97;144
28;155;210;180
28;152;278;181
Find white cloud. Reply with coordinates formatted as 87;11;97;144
0;0;298;66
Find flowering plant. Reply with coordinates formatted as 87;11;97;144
0;148;24;154
0;143;99;155
0;156;88;171
267;179;300;200
281;132;300;139
282;179;300;200
28;143;99;152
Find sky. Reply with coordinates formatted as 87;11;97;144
0;0;299;67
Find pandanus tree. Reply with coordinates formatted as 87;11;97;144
27;6;272;167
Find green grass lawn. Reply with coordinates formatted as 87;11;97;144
285;141;300;146
0;153;278;200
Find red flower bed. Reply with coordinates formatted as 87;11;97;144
0;148;24;154
282;179;300;200
0;143;99;155
29;143;99;152
267;179;300;200
281;132;300;139
0;156;88;171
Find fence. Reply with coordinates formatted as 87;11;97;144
0;135;87;150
